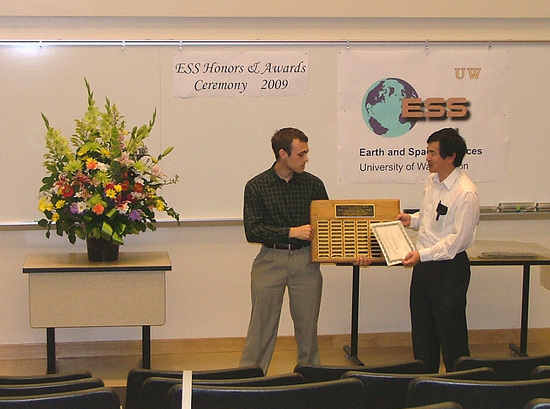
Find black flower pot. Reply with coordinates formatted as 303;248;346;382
86;237;120;262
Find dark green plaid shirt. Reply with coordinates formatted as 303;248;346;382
243;164;329;246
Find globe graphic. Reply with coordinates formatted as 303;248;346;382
362;78;418;138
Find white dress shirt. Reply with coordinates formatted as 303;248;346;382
409;167;479;262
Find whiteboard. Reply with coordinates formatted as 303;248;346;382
1;42;549;224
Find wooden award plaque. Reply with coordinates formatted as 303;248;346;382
310;199;401;263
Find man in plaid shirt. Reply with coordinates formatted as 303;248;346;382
239;127;369;373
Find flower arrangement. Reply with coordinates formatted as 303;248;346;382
38;79;179;245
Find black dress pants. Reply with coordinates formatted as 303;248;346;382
410;251;471;373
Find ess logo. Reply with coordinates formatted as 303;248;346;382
402;98;469;119
362;77;470;138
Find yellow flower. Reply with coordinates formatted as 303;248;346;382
105;188;117;199
77;146;90;156
155;200;165;211
38;197;53;212
114;184;122;193
55;200;65;209
51;213;59;222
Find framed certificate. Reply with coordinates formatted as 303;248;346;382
371;221;415;266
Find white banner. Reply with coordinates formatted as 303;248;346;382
337;48;510;184
173;51;308;97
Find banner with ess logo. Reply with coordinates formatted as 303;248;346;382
337;48;510;184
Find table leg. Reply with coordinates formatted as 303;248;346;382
46;327;56;374
509;264;530;357
142;325;151;369
343;265;364;366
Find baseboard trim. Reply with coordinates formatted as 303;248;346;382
1;328;547;361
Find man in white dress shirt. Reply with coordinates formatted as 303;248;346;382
397;127;479;373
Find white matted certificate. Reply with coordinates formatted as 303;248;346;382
371;221;415;266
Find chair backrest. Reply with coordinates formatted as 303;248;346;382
0;387;120;409
192;373;304;387
0;371;93;385
406;377;550;409
167;378;366;409
0;377;104;396
530;365;550;379
125;365;264;409
405;404;463;409
524;398;550;409
294;359;426;383
142;373;305;409
343;367;495;409
453;355;550;380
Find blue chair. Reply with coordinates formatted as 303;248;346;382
344;367;495;409
294;359;426;383
0;377;104;396
524;398;550;409
0;371;92;385
168;378;366;409
0;387;120;409
406;376;550;409
453;354;550;380
404;404;463;409
530;365;550;379
142;373;304;409
125;365;264;409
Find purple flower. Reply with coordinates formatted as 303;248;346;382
128;209;142;221
70;202;86;215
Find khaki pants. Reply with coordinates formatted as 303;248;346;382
240;245;323;374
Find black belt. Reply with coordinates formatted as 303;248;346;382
265;243;309;251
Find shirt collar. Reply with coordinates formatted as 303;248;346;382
267;164;283;181
433;167;460;190
268;163;302;184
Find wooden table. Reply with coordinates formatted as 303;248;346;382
23;251;171;374
343;240;550;366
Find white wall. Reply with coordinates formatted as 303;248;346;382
3;217;550;345
1;2;550;346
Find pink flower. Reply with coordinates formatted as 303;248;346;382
116;152;134;167
151;164;164;178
